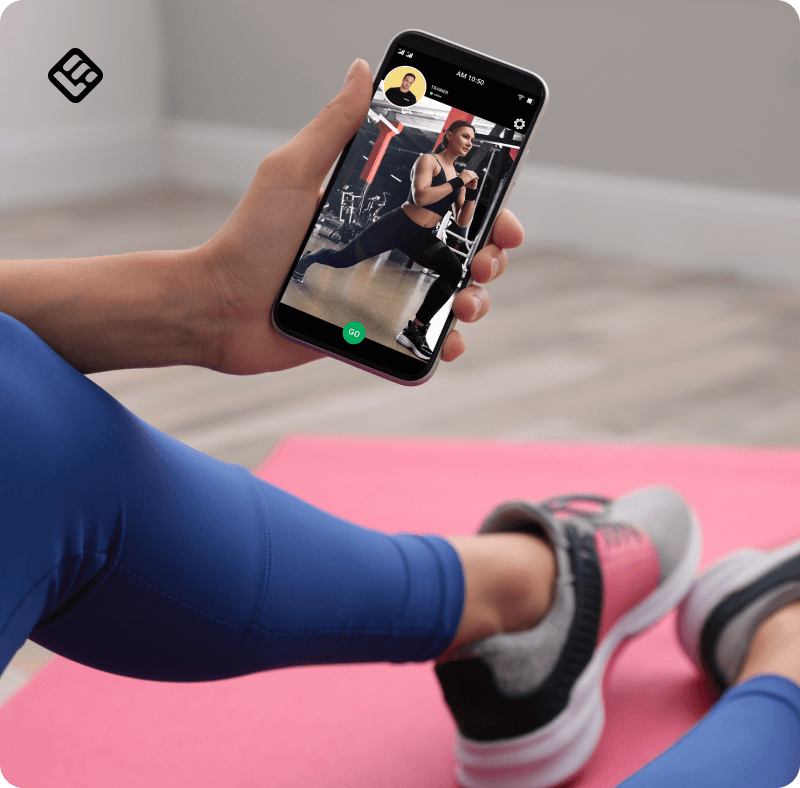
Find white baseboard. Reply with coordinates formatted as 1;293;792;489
2;119;798;285
509;165;800;285
169;124;800;283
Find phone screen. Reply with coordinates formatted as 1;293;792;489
274;32;545;383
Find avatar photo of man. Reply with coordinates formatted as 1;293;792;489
383;67;423;107
281;87;524;362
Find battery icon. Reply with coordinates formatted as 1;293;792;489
526;97;533;104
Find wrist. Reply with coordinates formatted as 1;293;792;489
465;187;478;201
181;243;231;372
448;176;465;192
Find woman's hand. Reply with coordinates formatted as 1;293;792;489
194;59;523;375
461;170;479;189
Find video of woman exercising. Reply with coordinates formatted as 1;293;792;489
279;72;524;362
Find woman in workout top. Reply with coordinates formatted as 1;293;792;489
292;120;480;361
402;120;479;229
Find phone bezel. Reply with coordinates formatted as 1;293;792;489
272;29;549;385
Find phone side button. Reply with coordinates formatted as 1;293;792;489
498;150;528;214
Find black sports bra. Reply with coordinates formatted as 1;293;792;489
408;154;460;217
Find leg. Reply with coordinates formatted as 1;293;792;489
395;235;463;359
436;534;557;663
292;207;411;282
618;600;800;788
0;311;554;681
405;238;463;326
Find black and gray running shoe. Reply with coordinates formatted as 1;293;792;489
396;320;433;360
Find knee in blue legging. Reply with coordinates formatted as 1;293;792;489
0;312;466;681
0;313;123;665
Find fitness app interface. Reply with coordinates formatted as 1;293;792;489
279;45;539;367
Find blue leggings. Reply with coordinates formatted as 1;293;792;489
1;311;799;786
0;312;465;681
619;675;800;788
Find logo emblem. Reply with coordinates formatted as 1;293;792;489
48;48;103;103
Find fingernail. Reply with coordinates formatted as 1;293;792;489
505;210;517;220
473;294;483;317
344;59;360;86
490;257;499;277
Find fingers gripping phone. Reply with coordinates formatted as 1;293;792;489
272;30;549;385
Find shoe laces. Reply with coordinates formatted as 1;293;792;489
406;323;432;351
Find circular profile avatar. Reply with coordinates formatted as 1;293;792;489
382;66;426;107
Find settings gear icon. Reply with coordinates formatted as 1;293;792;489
514;118;526;130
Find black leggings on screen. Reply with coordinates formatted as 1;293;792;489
319;208;463;325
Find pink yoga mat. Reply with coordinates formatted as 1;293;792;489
2;436;799;788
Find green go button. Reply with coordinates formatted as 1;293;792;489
343;321;366;344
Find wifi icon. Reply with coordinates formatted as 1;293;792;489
518;94;525;100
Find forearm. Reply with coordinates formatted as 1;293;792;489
0;247;219;374
414;177;464;208
456;200;476;227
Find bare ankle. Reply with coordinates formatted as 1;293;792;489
435;532;557;664
498;533;557;632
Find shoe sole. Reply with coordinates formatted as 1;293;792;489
396;333;431;360
676;540;800;674
454;510;703;788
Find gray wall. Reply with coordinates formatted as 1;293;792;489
0;0;166;212
0;0;162;129
161;0;800;197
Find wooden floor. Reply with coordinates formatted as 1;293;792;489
2;183;800;705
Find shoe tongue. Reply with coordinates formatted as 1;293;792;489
482;503;574;576
479;500;594;550
480;501;553;535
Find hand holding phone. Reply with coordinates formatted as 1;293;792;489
273;30;548;385
190;57;524;377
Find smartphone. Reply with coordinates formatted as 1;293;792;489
272;29;549;385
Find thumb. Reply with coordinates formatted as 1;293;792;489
284;59;373;187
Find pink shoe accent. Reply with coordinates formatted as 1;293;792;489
595;526;662;642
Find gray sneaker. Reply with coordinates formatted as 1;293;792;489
435;487;702;788
677;539;800;694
